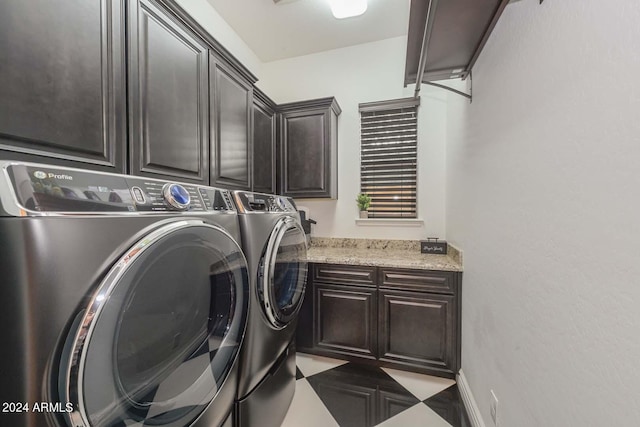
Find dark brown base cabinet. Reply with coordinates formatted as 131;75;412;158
379;290;457;376
298;264;462;378
315;284;378;360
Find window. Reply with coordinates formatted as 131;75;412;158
359;97;420;219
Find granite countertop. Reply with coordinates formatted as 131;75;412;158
306;238;463;272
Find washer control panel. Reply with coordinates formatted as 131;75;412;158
1;162;236;214
197;187;235;212
234;191;296;213
271;196;288;211
126;177;235;212
128;179;202;212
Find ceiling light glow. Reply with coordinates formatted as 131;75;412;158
329;0;368;19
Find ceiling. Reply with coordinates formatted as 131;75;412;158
206;0;411;62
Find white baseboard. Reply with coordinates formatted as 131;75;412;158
457;369;486;427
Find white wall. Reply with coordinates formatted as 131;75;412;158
446;0;640;426
170;3;449;240
260;37;448;240
175;0;263;78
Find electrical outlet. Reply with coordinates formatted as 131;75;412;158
490;390;499;426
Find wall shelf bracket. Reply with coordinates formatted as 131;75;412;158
423;71;473;103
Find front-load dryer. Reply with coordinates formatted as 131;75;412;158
0;161;250;427
232;191;308;427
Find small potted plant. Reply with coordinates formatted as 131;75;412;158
356;193;371;219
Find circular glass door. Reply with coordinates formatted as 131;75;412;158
259;217;308;329
59;220;249;427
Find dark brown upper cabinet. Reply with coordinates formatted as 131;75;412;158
405;0;510;84
210;54;253;190
128;0;209;184
279;98;341;199
0;0;126;171
252;88;277;194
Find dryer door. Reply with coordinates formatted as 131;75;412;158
59;220;249;427
259;217;308;329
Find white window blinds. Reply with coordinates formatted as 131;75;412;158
359;97;420;219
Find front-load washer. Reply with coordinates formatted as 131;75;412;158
0;161;250;427
232;191;308;427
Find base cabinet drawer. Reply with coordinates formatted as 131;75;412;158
314;263;377;287
379;268;455;294
378;290;457;376
314;284;377;359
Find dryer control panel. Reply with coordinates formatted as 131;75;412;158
233;191;296;214
0;162;236;215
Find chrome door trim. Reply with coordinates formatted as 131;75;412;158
260;216;307;329
60;219;246;427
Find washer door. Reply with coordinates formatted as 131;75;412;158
259;217;308;329
59;220;249;427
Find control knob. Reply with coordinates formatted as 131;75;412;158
275;197;288;211
162;183;191;210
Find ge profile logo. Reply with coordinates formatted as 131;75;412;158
33;171;47;179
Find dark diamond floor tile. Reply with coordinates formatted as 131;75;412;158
296;366;304;380
306;363;419;427
423;384;472;427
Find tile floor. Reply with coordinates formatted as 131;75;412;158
282;353;471;427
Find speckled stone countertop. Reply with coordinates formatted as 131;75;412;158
306;238;463;272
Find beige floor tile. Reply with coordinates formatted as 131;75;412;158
382;367;455;400
296;352;348;378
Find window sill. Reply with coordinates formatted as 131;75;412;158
355;218;424;227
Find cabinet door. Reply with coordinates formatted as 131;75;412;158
379;290;457;376
279;98;340;198
210;55;252;190
128;0;209;184
315;283;377;359
252;95;276;194
0;0;126;171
